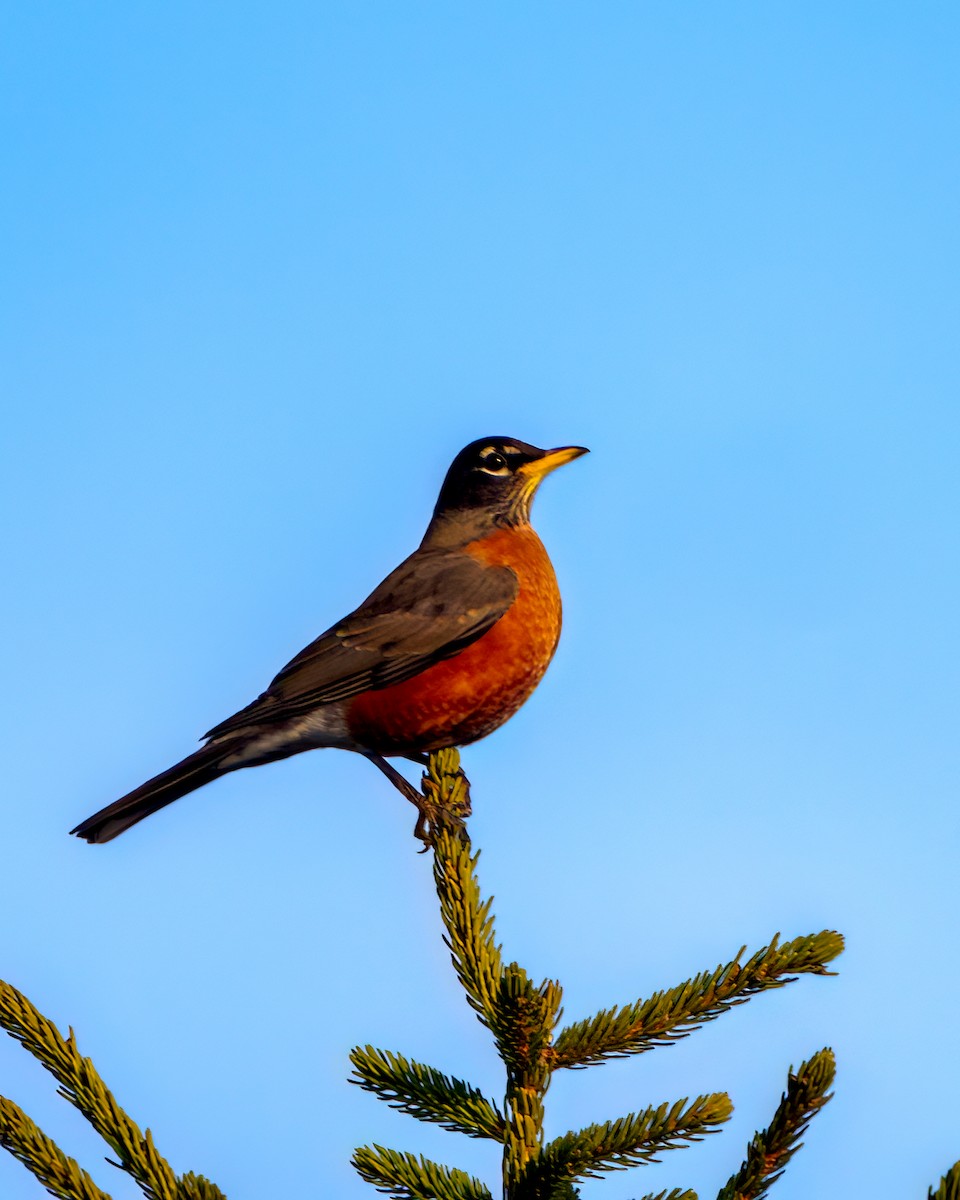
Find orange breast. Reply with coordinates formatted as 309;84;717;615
346;526;562;754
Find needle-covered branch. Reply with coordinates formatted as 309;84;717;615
716;1048;835;1200
526;1093;733;1191
353;754;849;1199
352;1145;494;1200
497;963;565;1192
0;1096;111;1200
0;979;181;1200
349;1046;505;1140
552;932;843;1070
176;1174;230;1200
0;979;227;1200
929;1162;960;1200
429;766;503;1035
493;965;563;1078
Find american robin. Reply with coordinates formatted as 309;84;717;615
72;437;587;844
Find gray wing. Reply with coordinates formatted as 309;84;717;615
203;548;519;739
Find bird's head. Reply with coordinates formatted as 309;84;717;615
424;437;589;544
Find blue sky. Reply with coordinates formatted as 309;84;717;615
2;5;958;1198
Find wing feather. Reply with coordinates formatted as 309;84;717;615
203;549;518;739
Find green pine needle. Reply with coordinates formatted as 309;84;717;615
431;822;504;1032
0;1095;111;1200
527;1092;733;1189
0;979;197;1200
492;964;563;1077
552;932;843;1069
421;749;473;823
352;1145;493;1200
0;979;220;1195
716;1047;835;1200
929;1162;960;1200
542;1184;695;1199
175;1173;228;1200
349;1046;505;1140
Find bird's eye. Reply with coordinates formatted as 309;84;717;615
478;447;511;476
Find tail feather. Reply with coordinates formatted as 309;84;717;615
72;742;236;843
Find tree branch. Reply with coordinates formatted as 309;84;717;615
929;1161;960;1200
527;1092;732;1191
716;1048;835;1200
349;1046;505;1140
352;1145;494;1200
0;1095;112;1200
552;932;843;1070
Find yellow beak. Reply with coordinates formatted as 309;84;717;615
519;445;590;481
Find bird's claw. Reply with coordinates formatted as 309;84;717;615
413;801;437;851
414;752;471;849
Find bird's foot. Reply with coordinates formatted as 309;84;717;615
412;800;439;850
417;749;471;848
363;753;443;848
363;749;471;850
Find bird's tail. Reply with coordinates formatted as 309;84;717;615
71;741;238;843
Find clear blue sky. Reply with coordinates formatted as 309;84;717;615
2;5;958;1198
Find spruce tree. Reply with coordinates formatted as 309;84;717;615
0;751;955;1198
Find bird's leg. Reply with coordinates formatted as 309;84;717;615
402;752;431;766
363;753;435;845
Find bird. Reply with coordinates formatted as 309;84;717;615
72;437;588;844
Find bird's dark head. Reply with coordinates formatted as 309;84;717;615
424;437;588;545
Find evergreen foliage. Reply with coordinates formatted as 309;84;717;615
715;1049;835;1200
0;1094;109;1200
930;1163;960;1200
551;933;843;1069
350;1048;506;1140
0;749;955;1198
353;1145;494;1200
348;751;842;1199
0;978;227;1199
